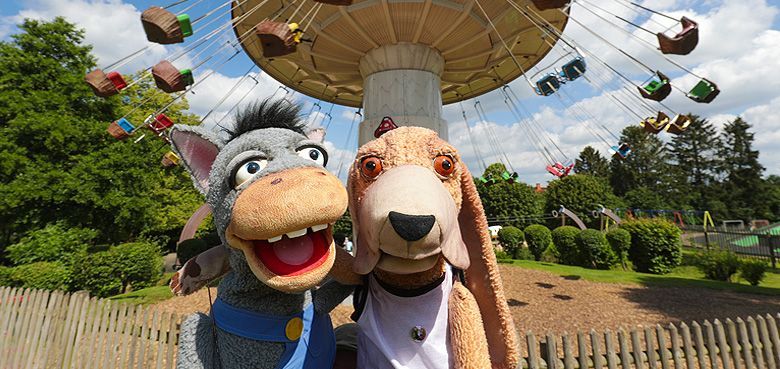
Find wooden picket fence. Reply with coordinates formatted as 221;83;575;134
0;286;778;369
0;287;181;369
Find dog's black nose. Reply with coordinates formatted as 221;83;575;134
388;211;435;241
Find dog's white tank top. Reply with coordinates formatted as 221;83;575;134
356;264;453;369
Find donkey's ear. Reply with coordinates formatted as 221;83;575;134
306;127;326;143
169;125;224;195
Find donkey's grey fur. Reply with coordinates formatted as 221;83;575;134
173;102;352;369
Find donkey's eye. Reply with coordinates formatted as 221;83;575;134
296;146;328;167
232;158;268;188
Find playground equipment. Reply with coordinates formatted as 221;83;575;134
552;206;587;230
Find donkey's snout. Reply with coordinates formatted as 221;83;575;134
388;211;436;241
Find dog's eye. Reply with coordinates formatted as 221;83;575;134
232;158;268;188
433;155;456;177
360;156;383;179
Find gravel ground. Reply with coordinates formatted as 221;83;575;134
153;264;780;334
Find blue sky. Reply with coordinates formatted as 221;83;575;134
1;0;778;185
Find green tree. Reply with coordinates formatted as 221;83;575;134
623;187;670;210
544;174;623;226
667;115;723;210
609;126;672;198
476;163;543;228
717;117;768;220
574;146;610;178
0;18;203;252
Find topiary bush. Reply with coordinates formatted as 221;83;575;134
620;218;682;274
606;228;631;270
72;251;121;297
739;259;768;286
695;250;741;282
514;247;535;261
494;248;511;261
524;224;552;261
8;262;70;290
112;242;164;293
72;241;163;297
0;266;11;286
576;229;618;269
498;226;525;258
540;243;559;263
6;223;97;265
552;226;582;266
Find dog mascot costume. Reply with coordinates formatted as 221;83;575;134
171;120;519;369
170;99;356;369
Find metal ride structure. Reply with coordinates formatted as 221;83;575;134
86;0;720;179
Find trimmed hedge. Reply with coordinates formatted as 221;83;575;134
606;228;631;269
740;259;768;286
7;262;70;291
695;250;741;282
552;226;582;266
72;241;163;297
524;225;552;261
498;226;525;258
576;229;618;269
6;223;97;265
620;218;682;274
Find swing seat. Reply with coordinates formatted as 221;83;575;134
148;113;174;134
531;0;571;10
657;17;699;55
500;171;518;182
534;73;561;96
665;114;691;135
313;0;353;5
638;71;671;102
161;151;181;167
141;7;191;44
640;112;670;134
107;117;135;140
85;69;124;97
256;21;300;58
560;57;586;81
611;143;631;159
686;78;719;103
152;61;193;93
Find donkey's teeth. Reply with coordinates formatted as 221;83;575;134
267;235;283;243
286;229;308;239
311;224;328;232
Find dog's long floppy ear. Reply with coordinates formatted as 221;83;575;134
169;125;224;195
458;165;519;369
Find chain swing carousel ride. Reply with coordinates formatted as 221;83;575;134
85;0;718;180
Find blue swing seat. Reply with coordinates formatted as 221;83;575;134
560;57;586;81
611;143;632;159
535;73;561;96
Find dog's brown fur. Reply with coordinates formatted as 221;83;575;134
347;127;519;369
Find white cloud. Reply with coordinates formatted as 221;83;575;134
7;0;170;73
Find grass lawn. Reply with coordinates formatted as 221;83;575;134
109;272;175;305
505;259;780;296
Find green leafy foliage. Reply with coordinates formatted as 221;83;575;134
576;229;617;269
476;163;543;229
6;223;97;265
666;115;723;211
334;213;352;238
497;226;524;258
514;247;535;261
606;228;631;269
7;262;70;290
574;146;610;178
551;226;581;266
544;174;623;226
524;224;552;261
493;248;511;260
623;187;670;210
609;126;674;198
717;118;771;220
0;18;202;254
72;241;163;297
620;218;682;274
695;250;741;282
739;259;768;286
